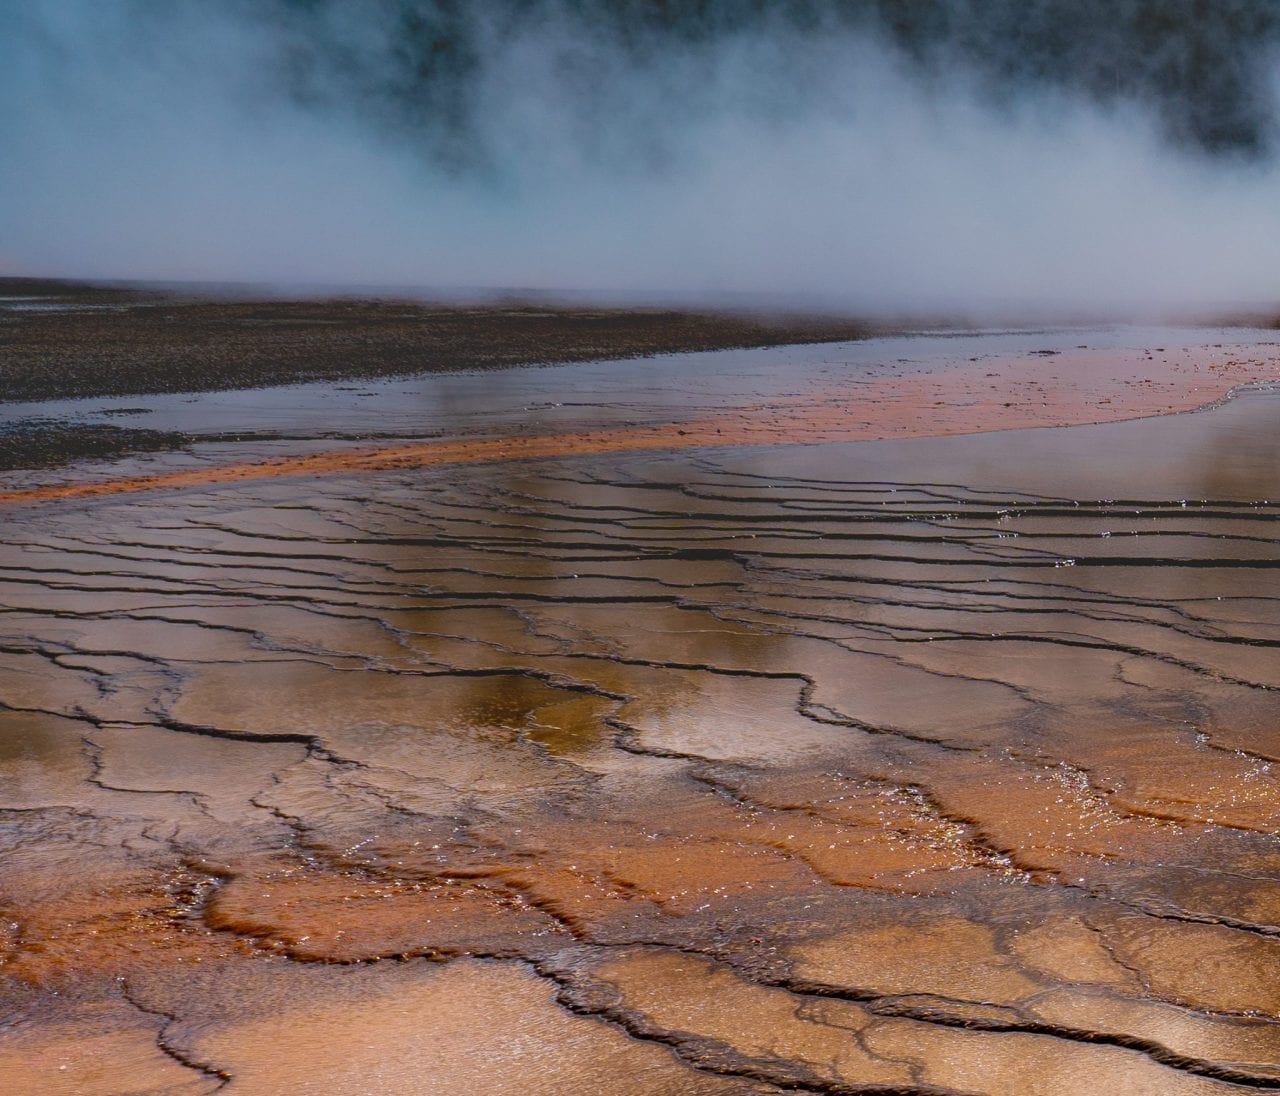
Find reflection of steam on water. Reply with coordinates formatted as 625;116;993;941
2;2;1279;315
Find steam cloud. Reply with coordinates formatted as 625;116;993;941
3;1;1279;316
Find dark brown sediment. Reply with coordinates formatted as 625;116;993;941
3;317;1280;1093
0;279;875;403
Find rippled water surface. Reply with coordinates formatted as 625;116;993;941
3;334;1280;1094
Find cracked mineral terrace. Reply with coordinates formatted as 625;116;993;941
3;312;1280;1094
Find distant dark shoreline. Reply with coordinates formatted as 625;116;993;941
0;277;877;405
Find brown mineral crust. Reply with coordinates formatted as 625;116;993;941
5;319;1280;1093
201;868;566;962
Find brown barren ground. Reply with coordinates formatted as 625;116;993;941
3;300;1280;1094
0;278;874;402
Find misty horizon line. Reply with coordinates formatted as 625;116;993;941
4;272;1276;333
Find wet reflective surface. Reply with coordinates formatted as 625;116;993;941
3;335;1280;1093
